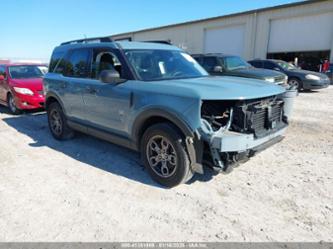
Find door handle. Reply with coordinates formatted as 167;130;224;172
86;86;98;94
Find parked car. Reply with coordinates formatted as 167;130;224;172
192;53;288;87
44;37;291;187
0;63;48;114
248;59;330;91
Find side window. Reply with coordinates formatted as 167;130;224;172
91;49;122;79
49;52;65;72
0;66;5;76
264;61;277;70
250;61;262;68
60;49;90;78
202;57;218;72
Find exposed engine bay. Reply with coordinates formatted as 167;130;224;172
200;95;288;171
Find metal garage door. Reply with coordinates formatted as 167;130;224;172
268;12;333;53
204;25;245;56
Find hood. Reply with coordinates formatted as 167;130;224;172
229;67;285;79
130;76;286;100
10;78;44;90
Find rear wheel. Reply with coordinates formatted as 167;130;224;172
141;123;194;187
47;102;74;140
7;94;21;115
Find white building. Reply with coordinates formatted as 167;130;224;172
111;0;333;71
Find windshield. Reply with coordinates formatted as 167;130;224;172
276;61;296;70
9;65;48;79
125;50;208;81
224;56;251;71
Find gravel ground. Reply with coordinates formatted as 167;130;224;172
0;86;332;242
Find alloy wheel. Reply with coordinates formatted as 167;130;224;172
50;109;63;136
289;79;300;89
8;95;17;113
146;135;178;178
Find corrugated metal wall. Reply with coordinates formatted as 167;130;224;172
112;1;333;61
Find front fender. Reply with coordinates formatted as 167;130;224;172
131;107;195;144
131;107;204;174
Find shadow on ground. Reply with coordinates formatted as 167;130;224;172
1;106;218;188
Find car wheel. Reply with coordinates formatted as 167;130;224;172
47;102;74;140
288;78;302;91
7;94;21;115
141;123;194;188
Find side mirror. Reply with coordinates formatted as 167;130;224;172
100;69;126;84
213;66;223;73
0;75;4;81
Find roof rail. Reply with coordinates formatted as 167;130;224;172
60;36;114;46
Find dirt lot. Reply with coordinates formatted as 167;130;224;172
0;86;332;242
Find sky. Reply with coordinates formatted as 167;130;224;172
0;0;304;62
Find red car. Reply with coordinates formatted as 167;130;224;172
0;63;48;114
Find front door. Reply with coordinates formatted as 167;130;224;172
81;48;132;136
82;79;131;136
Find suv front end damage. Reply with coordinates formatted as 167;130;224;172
198;94;288;171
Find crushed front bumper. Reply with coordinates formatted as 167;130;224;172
210;126;287;152
199;120;288;170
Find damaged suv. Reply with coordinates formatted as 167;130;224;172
44;37;292;187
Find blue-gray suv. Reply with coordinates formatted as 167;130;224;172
44;37;291;187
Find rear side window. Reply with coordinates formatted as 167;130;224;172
49;52;65;72
249;61;262;68
58;49;91;78
0;65;5;76
202;57;218;72
264;61;277;70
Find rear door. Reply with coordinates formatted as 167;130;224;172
56;48;92;122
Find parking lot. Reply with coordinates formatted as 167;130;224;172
0;87;332;242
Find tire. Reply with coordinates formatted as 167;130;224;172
141;123;194;188
47;102;74;140
7;94;21;115
288;78;303;91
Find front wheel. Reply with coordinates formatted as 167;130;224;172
141;123;194;188
47;102;74;140
288;78;302;91
7;94;21;115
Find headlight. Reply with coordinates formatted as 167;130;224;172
13;87;34;96
265;78;275;83
305;74;320;81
